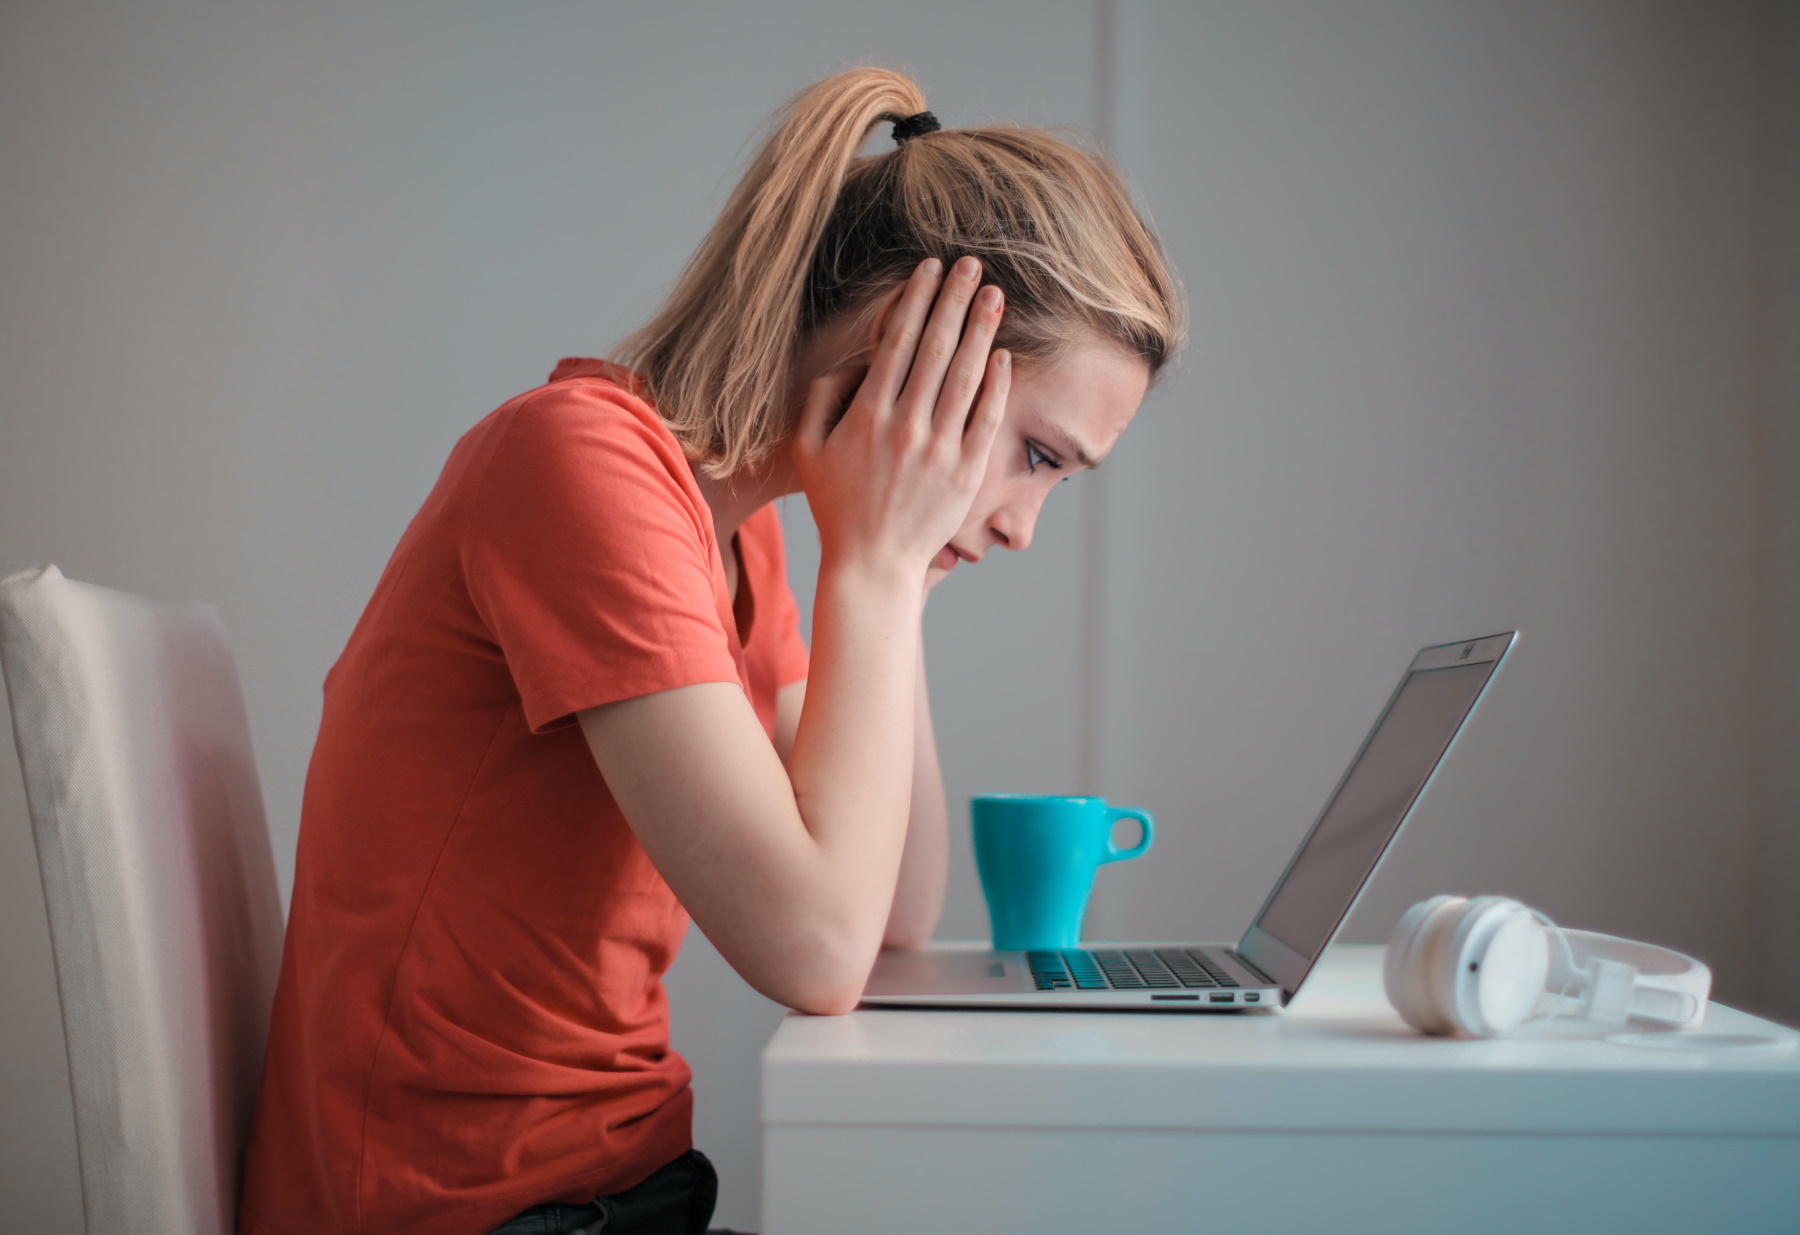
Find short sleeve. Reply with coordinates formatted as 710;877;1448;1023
461;381;741;732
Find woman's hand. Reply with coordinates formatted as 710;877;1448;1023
793;256;1011;584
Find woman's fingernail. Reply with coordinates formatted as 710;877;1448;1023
923;258;943;277
979;286;1001;310
958;256;980;278
997;350;1011;369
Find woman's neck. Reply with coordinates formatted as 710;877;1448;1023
692;315;855;571
691;449;799;559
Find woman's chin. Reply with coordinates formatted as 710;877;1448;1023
932;545;958;573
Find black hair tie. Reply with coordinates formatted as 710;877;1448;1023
892;111;941;144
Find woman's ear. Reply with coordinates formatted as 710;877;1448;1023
864;283;909;355
808;283;910;377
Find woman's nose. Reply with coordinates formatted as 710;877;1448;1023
988;494;1045;553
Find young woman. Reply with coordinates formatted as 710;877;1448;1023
240;67;1183;1235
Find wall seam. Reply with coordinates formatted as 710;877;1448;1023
1747;0;1800;1026
1078;0;1118;799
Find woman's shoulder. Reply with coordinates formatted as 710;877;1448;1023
454;359;705;520
479;359;690;469
541;356;653;400
506;358;662;432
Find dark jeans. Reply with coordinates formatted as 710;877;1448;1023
486;1149;726;1235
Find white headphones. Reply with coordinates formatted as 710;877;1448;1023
1383;895;1712;1037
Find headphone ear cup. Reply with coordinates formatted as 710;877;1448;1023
1445;897;1544;1036
1469;911;1551;1033
1383;898;1440;1020
1415;897;1478;1034
1386;896;1467;1035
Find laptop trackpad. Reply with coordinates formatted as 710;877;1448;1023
864;950;1020;996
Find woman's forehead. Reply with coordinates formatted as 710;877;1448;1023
1007;341;1149;462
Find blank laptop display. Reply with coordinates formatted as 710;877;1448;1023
1235;636;1512;999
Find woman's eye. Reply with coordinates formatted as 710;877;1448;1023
1024;441;1062;474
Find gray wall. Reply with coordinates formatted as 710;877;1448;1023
1087;0;1770;998
2;2;1794;1230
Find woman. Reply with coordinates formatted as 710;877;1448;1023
241;67;1183;1235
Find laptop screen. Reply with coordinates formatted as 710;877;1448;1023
1248;660;1499;965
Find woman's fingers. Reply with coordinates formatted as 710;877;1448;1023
798;255;1004;580
897;257;983;420
962;349;1011;467
931;284;1004;435
857;259;943;412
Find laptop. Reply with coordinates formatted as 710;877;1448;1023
861;632;1516;1011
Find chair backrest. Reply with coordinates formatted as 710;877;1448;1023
0;565;284;1235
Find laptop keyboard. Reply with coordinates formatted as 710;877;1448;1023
1026;948;1243;991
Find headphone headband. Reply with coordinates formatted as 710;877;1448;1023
1555;928;1710;1028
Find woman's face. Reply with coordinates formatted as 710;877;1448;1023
930;339;1150;577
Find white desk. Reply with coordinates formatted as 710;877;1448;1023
762;945;1800;1234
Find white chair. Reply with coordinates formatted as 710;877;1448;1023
0;565;284;1235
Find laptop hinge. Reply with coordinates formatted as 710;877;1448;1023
1228;949;1277;987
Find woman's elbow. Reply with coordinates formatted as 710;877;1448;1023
785;987;863;1016
769;968;866;1016
760;938;875;1015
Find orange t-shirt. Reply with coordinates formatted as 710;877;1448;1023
240;359;810;1235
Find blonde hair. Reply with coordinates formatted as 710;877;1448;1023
614;67;1185;477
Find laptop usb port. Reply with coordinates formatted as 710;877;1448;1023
1209;993;1234;1004
1243;992;1261;1003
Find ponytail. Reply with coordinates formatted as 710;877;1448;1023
615;69;926;476
615;68;1184;478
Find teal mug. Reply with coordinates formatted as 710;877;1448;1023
971;794;1155;951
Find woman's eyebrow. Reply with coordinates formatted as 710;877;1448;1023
1044;428;1103;469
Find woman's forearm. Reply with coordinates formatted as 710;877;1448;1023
782;556;925;972
884;649;948;948
579;557;923;1016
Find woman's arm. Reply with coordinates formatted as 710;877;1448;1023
772;649;950;952
885;652;948;948
581;258;1007;1015
581;563;922;1016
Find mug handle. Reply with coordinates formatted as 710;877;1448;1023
1101;807;1155;863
